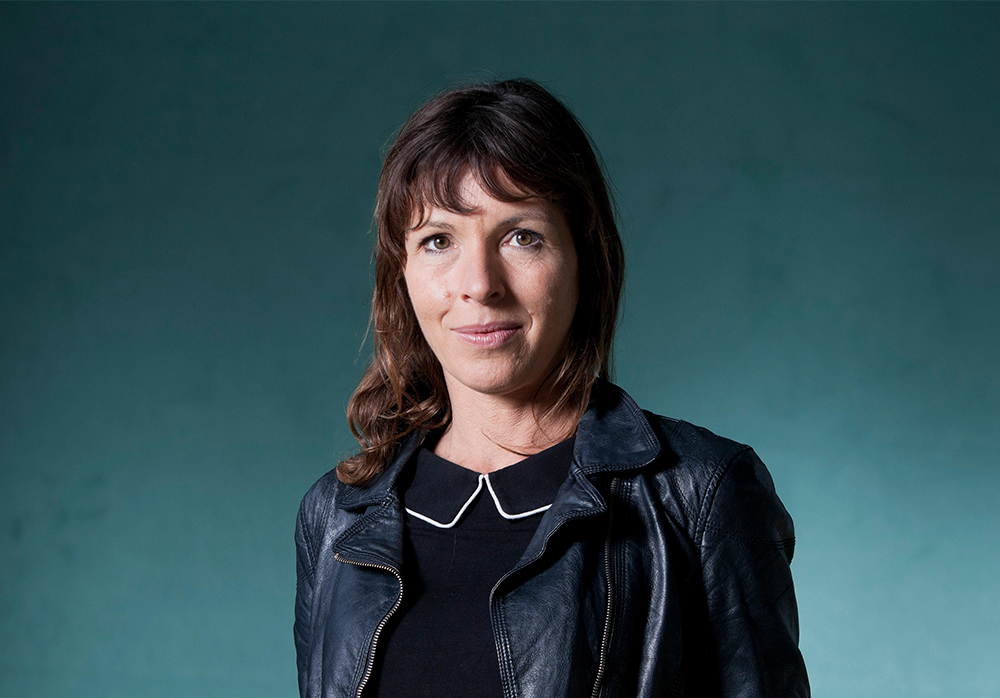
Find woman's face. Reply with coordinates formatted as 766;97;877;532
403;173;579;404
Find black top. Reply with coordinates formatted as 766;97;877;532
369;436;576;698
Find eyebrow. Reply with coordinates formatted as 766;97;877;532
496;213;554;228
417;220;456;232
413;212;554;235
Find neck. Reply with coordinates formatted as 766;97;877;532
433;381;586;474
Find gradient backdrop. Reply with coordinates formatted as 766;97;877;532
2;3;998;696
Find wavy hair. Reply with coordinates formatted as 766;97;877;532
338;78;625;485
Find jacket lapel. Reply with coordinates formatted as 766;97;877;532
330;430;424;571
328;380;662;572
511;380;664;570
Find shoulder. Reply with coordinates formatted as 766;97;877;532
295;429;421;537
638;411;795;550
294;468;353;572
297;468;341;526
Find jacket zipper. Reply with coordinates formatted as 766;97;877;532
490;512;580;697
489;476;620;698
591;477;619;698
333;553;403;698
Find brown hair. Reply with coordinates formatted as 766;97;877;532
338;78;625;485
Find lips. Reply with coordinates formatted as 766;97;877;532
451;322;522;348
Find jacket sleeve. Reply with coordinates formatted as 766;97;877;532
698;447;810;697
294;491;318;698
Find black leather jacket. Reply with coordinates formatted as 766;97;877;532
294;381;810;697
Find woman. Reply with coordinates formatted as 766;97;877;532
295;79;809;698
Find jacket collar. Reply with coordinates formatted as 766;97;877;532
332;380;662;572
572;378;662;474
335;379;661;512
335;429;424;511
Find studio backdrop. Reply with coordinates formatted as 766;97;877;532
2;3;998;696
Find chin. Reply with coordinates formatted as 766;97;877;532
457;376;524;397
445;365;540;399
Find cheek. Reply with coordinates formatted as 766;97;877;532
533;259;579;325
402;267;425;319
403;267;449;326
557;274;580;328
553;251;579;301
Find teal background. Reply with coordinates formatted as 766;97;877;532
2;3;998;696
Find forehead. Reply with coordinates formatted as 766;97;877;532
407;171;556;232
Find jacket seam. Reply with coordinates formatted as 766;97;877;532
656;413;685;443
673;493;700;530
708;577;796;624
609;478;631;659
701;521;796;549
306;475;338;580
495;597;519;698
652;418;698;525
297;504;317;581
695;444;752;547
319;479;335;542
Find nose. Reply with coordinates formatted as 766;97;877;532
457;243;505;304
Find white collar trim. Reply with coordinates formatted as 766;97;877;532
405;472;552;529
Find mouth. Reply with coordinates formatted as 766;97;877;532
451;322;522;348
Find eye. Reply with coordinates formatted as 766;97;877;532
421;235;452;252
509;229;541;248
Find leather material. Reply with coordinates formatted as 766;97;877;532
295;380;810;697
